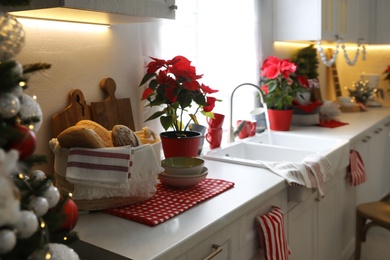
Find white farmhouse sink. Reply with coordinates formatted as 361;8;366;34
203;142;314;168
204;131;350;174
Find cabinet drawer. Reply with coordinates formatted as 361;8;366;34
183;221;239;260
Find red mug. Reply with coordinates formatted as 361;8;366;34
206;113;225;128
237;120;257;139
247;120;257;137
206;127;223;149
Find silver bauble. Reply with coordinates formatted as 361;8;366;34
0;93;20;118
0;13;25;62
19;93;43;133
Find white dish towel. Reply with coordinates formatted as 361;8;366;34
257;154;331;198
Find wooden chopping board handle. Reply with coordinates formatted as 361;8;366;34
100;77;118;102
51;89;92;137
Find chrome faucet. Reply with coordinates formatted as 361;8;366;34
228;83;267;143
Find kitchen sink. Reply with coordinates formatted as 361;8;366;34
203;131;350;173
203;142;314;168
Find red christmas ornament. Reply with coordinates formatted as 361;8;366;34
9;124;36;160
60;199;79;232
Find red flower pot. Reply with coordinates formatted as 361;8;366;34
267;109;293;131
160;131;201;158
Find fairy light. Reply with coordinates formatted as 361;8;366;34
68;192;73;198
40;220;46;229
17;17;110;32
19;81;26;87
63;236;68;241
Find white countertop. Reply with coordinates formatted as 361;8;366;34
74;107;390;260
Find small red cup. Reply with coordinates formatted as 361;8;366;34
206;113;225;128
237;120;257;139
237;120;249;139
206;127;223;149
247;120;257;136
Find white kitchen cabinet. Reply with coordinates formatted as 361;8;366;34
178;189;288;260
3;0;176;24
238;189;288;259
181;221;239;260
287;173;342;260
370;0;390;44
274;0;369;43
353;116;390;205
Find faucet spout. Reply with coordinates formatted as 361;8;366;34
228;83;267;143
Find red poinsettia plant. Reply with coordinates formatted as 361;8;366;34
139;55;220;131
259;56;308;110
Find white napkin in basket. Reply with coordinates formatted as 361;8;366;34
66;146;131;189
257;154;331;198
70;144;164;200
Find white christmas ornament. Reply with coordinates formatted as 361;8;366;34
28;243;80;260
0;229;17;254
42;185;60;208
0;174;20;227
15;210;39;239
0;93;20;118
28;196;49;217
19;93;43;132
0;149;19;177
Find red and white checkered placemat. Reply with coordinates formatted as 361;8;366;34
104;178;235;226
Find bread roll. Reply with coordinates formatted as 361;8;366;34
57;125;106;148
111;125;140;147
76;120;113;147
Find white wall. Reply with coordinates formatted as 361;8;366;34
17;21;146;174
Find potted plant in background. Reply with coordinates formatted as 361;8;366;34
289;45;323;125
139;55;220;158
259;56;308;131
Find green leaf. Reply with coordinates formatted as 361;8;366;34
145;110;166;122
139;73;156;86
160;115;175;130
149;79;159;90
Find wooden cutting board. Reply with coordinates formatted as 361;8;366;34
51;89;92;137
90;77;135;131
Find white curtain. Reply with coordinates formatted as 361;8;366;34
139;0;262;132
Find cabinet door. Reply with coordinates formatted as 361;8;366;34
372;0;390;43
287;191;318;260
317;175;341;260
238;189;287;259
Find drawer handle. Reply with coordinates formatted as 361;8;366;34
203;244;223;260
169;4;178;10
374;128;383;134
362;136;371;142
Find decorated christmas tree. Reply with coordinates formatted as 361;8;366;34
0;8;80;260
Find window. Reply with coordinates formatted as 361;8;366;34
140;0;262;131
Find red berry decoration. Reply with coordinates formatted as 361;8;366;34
9;124;37;160
60;199;79;232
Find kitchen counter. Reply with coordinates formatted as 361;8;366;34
74;107;390;259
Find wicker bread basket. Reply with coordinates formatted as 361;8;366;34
50;130;161;211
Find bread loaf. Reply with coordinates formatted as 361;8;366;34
76;120;113;147
57;125;107;148
111;125;140;147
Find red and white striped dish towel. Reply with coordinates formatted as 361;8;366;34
255;206;291;260
348;149;366;186
257;154;331;198
66;146;132;189
66;145;163;200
